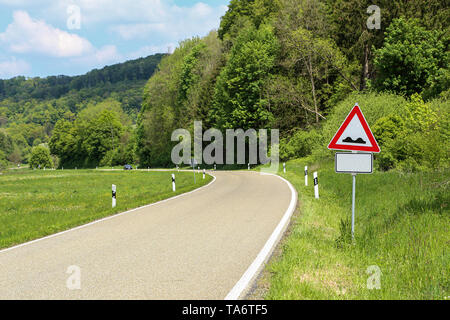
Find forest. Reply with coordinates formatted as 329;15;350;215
135;0;448;172
0;0;448;172
0;54;164;168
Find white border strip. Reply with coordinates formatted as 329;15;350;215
224;172;298;300
0;172;216;255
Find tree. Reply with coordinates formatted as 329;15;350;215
49;119;76;166
29;145;53;169
275;0;355;124
137;38;201;167
82;109;123;165
0;150;8;170
211;23;279;130
374;18;448;99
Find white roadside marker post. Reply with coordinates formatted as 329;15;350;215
305;166;308;186
203;169;205;179
314;172;319;199
283;163;286;173
112;184;116;208
248;163;250;170
214;164;216;171
172;174;176;192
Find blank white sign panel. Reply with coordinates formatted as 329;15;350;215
335;153;373;173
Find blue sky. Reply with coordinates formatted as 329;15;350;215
0;0;229;79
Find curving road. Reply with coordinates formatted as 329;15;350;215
0;170;295;300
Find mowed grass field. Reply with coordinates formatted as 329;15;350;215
257;159;449;300
0;169;212;249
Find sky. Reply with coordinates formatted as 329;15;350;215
0;0;229;79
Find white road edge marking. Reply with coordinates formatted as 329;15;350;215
0;171;216;255
224;172;298;300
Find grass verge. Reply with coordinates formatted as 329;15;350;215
0;169;212;249
254;158;448;300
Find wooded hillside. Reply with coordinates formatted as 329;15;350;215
0;54;164;168
136;0;449;171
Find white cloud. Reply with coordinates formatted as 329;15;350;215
0;10;93;57
0;57;30;79
126;43;176;60
43;1;227;41
45;0;168;26
110;3;227;41
110;23;166;41
71;45;122;68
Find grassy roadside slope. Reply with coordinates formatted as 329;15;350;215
0;169;212;249
260;158;448;299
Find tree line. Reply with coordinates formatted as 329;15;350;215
1;0;448;171
0;54;164;169
135;0;449;171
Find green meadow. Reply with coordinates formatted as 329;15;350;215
0;169;212;249
257;159;449;300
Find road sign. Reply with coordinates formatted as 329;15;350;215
328;104;380;153
335;152;373;174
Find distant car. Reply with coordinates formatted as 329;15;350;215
124;164;133;170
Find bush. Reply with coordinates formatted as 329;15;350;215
29;145;53;169
279;128;322;161
372;94;448;171
373;18;448;99
0;150;9;170
313;92;407;161
312;91;449;172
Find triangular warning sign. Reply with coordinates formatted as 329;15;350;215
328;104;380;153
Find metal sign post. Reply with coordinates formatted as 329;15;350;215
351;172;356;239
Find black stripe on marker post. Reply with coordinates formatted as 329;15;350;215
314;177;318;186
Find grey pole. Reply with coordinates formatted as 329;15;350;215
351;173;356;239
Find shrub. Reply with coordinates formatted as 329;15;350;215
29;145;53;169
314;92;407;161
373;18;448;99
313;91;449;172
0;150;8;170
280;128;322;161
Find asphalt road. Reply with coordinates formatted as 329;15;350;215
0;170;294;299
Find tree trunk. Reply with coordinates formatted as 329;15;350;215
308;56;319;123
360;42;370;90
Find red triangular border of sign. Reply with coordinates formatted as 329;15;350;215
328;104;380;153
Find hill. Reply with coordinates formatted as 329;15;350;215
0;53;165;167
